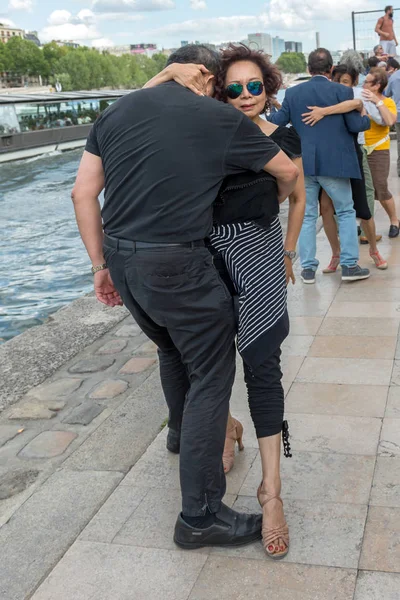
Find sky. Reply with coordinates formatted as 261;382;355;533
0;0;389;52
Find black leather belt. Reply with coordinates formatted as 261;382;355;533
104;234;205;250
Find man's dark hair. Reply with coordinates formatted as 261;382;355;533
308;48;333;75
385;5;393;13
167;44;220;76
368;56;380;68
387;56;400;69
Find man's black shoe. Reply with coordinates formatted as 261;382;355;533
166;428;180;454
173;503;262;549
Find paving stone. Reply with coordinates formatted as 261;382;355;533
114;323;141;337
370;457;400;508
114;488;235;551
0;470;123;600
0;468;39;500
360;506;400;572
0;425;23;447
18;431;78;459
386;387;400;417
137;340;158;354
281;335;314;357
118;357;156;374
63;371;166;472
213;496;367;569
296;357;393;386
354;571;400;600
62;402;105;426
96;339;128;355
26;378;83;401
189;556;357;600
79;485;149;543
89;378;128;399
8;399;66;420
31;542;208;600
286;383;388;418
69;356;115;374
379;418;400;457
240;452;375;505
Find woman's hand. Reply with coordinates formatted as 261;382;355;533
284;255;296;285
166;63;210;96
362;89;380;105
301;106;326;126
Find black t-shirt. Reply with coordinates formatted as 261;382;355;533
85;82;280;242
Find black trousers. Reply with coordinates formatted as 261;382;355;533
103;240;236;516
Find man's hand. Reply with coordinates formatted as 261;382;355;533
94;269;123;307
167;63;210;96
302;106;326;126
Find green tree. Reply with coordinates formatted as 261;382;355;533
42;41;68;75
5;37;49;77
276;52;307;74
57;51;91;89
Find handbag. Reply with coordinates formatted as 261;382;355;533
363;134;390;155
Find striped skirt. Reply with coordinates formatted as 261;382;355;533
209;218;287;357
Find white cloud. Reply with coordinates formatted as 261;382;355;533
0;17;16;26
92;36;114;47
8;0;33;10
40;9;101;42
92;0;175;13
144;0;376;43
190;0;207;10
96;12;144;21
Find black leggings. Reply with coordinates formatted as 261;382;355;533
244;348;284;439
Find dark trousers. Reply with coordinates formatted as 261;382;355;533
244;349;284;439
103;240;236;516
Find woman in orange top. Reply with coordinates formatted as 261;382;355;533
363;68;399;236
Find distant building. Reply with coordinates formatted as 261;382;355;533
331;50;343;65
97;43;158;57
0;23;24;43
285;41;297;53
272;36;285;62
295;42;303;53
181;41;189;47
247;33;272;56
24;31;41;46
54;40;80;49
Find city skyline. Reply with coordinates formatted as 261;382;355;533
0;0;389;53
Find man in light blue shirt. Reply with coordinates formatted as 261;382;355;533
385;57;400;175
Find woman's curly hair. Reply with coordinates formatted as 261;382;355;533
214;43;282;111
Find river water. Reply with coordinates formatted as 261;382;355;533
0;149;93;342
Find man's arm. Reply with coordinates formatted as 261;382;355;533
262;150;299;202
267;95;291;126
71;151;122;307
376;17;389;37
338;86;371;133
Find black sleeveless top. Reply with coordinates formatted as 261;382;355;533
213;125;301;227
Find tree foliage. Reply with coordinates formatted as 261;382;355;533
275;52;307;74
0;38;168;90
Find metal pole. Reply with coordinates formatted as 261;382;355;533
352;11;356;50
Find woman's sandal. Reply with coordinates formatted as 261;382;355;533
257;483;289;560
222;417;244;473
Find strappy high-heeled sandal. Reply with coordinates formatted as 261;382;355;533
222;417;244;473
257;483;289;560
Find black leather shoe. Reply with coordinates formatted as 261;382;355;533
174;503;262;549
166;429;180;454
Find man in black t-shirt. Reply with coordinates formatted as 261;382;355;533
72;44;298;550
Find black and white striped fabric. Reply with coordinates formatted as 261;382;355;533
209;217;287;355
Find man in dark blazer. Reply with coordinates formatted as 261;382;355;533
269;48;371;283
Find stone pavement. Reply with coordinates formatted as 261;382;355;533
1;168;400;599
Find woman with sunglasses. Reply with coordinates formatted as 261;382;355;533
145;44;306;560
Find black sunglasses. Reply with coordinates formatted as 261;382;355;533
225;81;264;100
